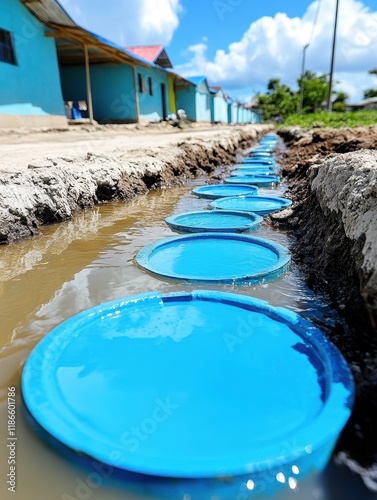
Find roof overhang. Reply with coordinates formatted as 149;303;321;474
45;25;150;66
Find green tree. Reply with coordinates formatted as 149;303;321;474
363;69;377;99
332;91;348;112
257;78;298;121
297;71;329;113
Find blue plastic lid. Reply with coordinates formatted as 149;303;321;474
242;158;275;165
21;290;354;479
225;175;280;186
136;233;290;283
230;169;277;177
165;210;262;233
248;152;272;157
251;147;273;153
211;195;292;215
234;164;277;171
192;184;258;200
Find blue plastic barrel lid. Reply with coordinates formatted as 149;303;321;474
165;210;262;233
136;233;290;283
192;184;258;200
225;175;280;186
231;169;276;177
21;290;354;478
211;195;292;215
242;158;275;164
235;164;276;171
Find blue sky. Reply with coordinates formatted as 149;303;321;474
60;0;377;103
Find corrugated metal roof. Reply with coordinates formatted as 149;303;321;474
21;0;76;27
125;45;173;68
125;45;163;62
21;0;193;85
187;76;207;86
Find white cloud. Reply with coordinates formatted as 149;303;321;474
175;0;377;102
59;0;182;46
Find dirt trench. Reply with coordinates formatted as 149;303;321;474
274;126;377;484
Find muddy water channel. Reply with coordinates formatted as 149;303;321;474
0;171;374;500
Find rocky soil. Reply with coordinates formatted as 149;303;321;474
275;126;377;487
0;124;270;244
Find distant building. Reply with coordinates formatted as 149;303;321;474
347;97;377;111
244;103;260;123
1;0;258;128
209;86;228;123
176;76;212;122
125;45;177;122
225;96;235;124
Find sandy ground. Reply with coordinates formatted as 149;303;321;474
0;122;268;244
0;122;260;173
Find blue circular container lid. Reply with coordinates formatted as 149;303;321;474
192;184;258;200
165;210;262;233
231;169;277;177
21;290;354;479
242;158;275;165
136;233;290;283
211;195;292;215
235;164;276;171
251;147;273;153
225;175;280;186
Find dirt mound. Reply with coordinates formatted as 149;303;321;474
275;127;377;476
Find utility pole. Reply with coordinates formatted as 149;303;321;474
327;0;340;112
299;44;309;114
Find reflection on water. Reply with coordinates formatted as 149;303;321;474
0;175;374;499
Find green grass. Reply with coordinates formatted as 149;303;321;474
278;110;377;129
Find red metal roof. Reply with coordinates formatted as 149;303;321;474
125;45;164;63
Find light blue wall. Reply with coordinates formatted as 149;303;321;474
176;84;196;121
195;81;212;122
136;65;172;121
213;93;228;123
240;108;248;123
232;104;239;123
250;111;260;123
0;0;64;117
60;64;137;122
196;91;212;122
176;80;211;122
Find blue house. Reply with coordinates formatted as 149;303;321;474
0;0;67;127
60;42;186;123
226;97;239;124
176;76;212;122
209;86;228;123
1;1;188;127
126;45;178;122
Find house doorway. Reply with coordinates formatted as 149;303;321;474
161;83;167;119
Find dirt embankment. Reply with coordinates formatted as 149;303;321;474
276;126;377;481
0;124;270;244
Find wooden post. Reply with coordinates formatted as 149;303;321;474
84;45;94;124
131;65;140;123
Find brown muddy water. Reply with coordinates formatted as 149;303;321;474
0;172;374;500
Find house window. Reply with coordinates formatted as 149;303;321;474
0;28;16;65
138;73;144;93
148;76;153;96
